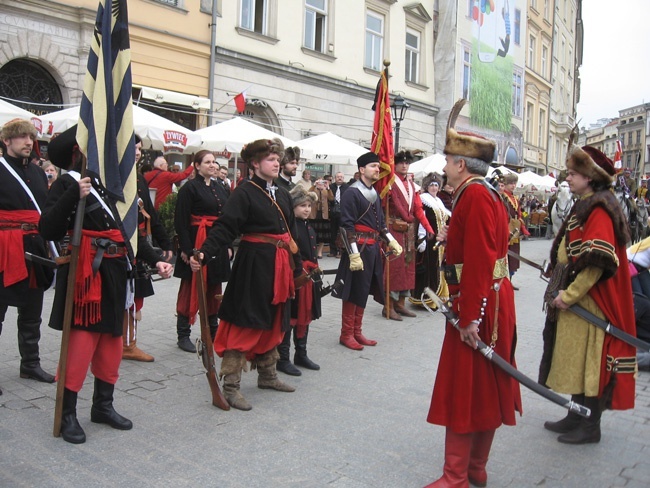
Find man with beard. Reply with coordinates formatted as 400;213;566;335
0;119;56;394
332;152;402;350
275;146;299;191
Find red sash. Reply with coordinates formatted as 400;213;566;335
294;259;318;337
74;229;124;326
0;210;40;287
241;232;295;304
354;224;378;245
189;215;218;325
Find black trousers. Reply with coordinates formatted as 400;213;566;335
0;288;45;368
329;211;341;251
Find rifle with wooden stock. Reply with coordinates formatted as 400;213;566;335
194;251;229;411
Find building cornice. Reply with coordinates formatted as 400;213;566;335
215;47;438;117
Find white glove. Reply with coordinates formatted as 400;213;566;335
417;240;426;253
388;240;403;257
349;253;364;271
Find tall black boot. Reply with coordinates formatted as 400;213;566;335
293;327;320;370
544;394;584;433
276;331;301;376
558;396;601;444
176;314;196;353
90;378;133;430
61;388;86;444
17;301;55;383
208;314;219;343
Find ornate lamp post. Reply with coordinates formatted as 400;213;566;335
391;94;410;154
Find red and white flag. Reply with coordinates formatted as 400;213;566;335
234;91;246;113
614;139;623;171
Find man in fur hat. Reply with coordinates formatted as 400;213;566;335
331;152;403;350
190;138;302;411
540;145;636;445
0;119;56;395
275;146;299;191
382;150;435;320
424;114;522;487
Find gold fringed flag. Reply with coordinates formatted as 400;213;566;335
371;64;395;199
76;0;137;253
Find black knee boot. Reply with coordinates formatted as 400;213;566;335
61;388;86;444
208;314;219;343
544;394;584;433
558;396;601;444
176;314;196;353
90;378;133;430
276;331;301;376
17;304;55;383
293;327;320;370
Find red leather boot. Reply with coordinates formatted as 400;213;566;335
467;430;495;487
423;428;472;488
354;306;377;346
340;301;363;350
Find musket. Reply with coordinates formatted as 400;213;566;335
507;249;549;282
24;252;58;269
194;251;230;411
552;291;650;352
53;158;88;438
320;278;344;297
422;287;591;418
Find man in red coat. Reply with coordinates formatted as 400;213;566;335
383;151;434;320
424;117;522;487
144;156;193;210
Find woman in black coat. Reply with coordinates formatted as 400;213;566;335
173;150;230;352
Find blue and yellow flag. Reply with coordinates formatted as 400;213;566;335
77;0;137;253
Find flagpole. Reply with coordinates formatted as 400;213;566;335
53;157;87;437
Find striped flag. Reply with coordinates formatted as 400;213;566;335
76;0;137;253
371;65;395;199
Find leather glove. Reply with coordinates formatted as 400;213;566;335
388;240;403;257
349;253;364;271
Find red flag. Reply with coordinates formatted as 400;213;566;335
371;66;394;199
234;91;246;113
614;139;623;172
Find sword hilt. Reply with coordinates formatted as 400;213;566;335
567;400;592;418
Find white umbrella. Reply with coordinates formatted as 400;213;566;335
196;117;295;153
296;132;367;166
0;99;44;138
40;104;202;154
409;153;446;180
517;170;554;192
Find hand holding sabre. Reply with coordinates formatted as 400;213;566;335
421;287;592;418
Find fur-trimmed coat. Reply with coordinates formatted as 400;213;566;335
539;190;636;410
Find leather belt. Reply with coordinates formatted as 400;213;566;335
442;257;509;285
0;223;38;231
244;233;293;250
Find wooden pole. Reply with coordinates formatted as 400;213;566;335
53;157;87;437
384;197;391;319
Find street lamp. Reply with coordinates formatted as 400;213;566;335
391;94;410;154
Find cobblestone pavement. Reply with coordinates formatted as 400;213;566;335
1;238;649;487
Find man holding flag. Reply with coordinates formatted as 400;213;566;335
39;0;170;444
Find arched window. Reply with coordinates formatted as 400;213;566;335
239;98;283;135
0;59;63;114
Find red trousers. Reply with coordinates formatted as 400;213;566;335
57;329;122;392
176;278;221;317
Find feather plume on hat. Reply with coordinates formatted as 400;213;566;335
443;99;496;164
